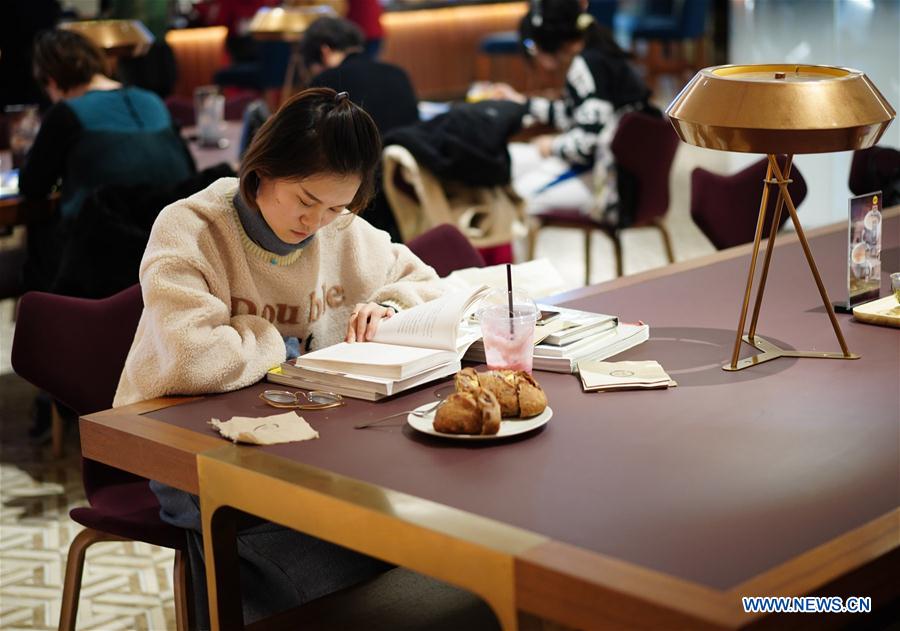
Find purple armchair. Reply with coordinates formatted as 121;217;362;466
407;223;487;277
11;285;193;631
849;146;900;204
691;158;808;250
527;112;679;284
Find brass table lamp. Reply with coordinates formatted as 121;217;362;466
60;19;154;57
666;64;895;371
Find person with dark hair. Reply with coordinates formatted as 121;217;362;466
302;16;419;241
20;28;194;291
494;0;652;223
303;16;418;136
113;88;443;626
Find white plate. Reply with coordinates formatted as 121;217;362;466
407;403;553;440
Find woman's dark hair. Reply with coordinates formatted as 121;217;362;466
300;17;365;67
519;0;626;57
33;29;109;92
239;87;381;214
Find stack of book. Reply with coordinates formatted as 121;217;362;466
267;285;489;401
464;305;649;373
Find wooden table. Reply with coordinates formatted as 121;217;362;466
80;209;900;630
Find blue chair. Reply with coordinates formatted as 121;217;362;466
587;0;618;29
628;0;710;90
475;31;520;83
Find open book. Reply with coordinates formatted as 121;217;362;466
293;285;490;380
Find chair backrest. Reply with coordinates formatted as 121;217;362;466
165;94;195;127
12;284;144;416
690;158;808;250
406;224;487;277
849;146;900;205
382;144;526;249
678;0;710;38
12;284;145;498
610;112;679;227
587;0;618;29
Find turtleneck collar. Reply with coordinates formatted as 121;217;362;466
233;190;314;256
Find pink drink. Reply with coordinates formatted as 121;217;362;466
480;305;537;372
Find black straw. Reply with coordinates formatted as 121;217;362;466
506;263;514;335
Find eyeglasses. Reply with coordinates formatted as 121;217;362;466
259;389;344;410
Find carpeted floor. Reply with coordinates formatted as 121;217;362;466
0;367;177;631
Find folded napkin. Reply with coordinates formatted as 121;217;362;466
577;359;676;392
209;411;319;445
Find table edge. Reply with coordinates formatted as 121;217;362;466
79;396;216;494
197;446;900;629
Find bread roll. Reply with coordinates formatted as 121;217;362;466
475;370;520;416
454;367;481;395
433;389;501;435
515;371;548;418
475;369;548;418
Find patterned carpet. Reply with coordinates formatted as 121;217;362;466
0;370;177;630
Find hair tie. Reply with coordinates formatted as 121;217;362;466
334;91;349;104
576;13;595;31
530;0;543;27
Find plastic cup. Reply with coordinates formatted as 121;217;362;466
479;297;538;373
5;104;40;169
194;86;225;147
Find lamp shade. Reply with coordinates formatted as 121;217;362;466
666;64;895;154
60;19;154;58
249;5;339;41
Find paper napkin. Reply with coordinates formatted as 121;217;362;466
577;360;676;392
209;411;319;445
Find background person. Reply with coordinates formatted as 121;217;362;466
303;16;418;136
113;88;444;626
494;0;652;225
19;28;194;292
302;16;419;241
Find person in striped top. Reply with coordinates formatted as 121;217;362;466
494;0;652;224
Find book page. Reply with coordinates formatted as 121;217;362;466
297;342;450;368
372;285;489;351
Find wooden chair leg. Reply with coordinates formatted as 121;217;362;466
654;218;675;264
59;528;126;631
611;230;623;278
527;219;541;261
583;227;592;286
173;549;193;631
51;402;64;459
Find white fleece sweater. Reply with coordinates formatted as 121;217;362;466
114;178;443;406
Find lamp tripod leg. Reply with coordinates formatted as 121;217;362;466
767;156;854;357
723;156;860;370
748;154;793;339
728;157;774;369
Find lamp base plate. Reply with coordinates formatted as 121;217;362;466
722;335;860;371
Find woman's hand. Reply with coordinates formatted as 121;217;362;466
346;302;395;343
532;134;556;158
